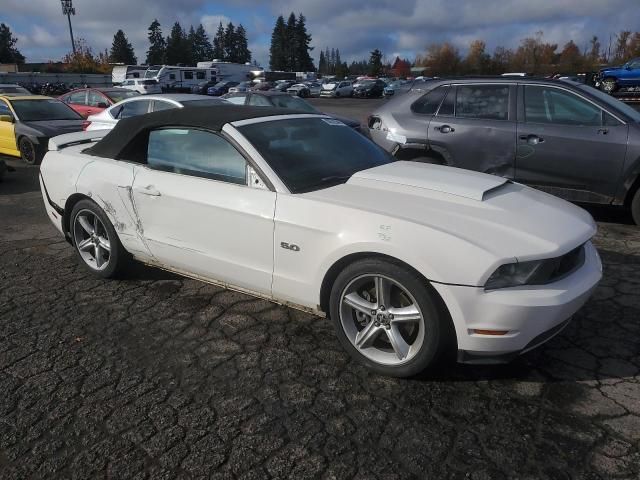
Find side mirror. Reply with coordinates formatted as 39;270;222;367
0;115;14;123
97;102;108;108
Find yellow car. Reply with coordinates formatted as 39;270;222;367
0;94;85;165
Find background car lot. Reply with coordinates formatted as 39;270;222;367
0;98;639;478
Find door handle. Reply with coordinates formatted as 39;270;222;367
597;128;609;135
136;185;161;196
519;134;544;145
436;125;455;133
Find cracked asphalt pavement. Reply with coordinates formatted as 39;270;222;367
1;98;640;479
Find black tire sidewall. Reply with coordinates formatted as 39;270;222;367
70;199;126;278
632;189;640;226
329;258;449;377
19;137;41;165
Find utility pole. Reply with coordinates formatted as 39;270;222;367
61;0;76;55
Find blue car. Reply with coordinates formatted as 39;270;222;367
207;81;239;96
597;57;640;94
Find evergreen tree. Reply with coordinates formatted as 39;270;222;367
0;23;25;64
166;22;189;65
213;22;225;60
294;14;314;71
224;23;236;62
235;24;251;63
269;15;287;70
368;48;383;76
146;19;166;65
285;13;297;71
330;48;336;74
318;50;326;74
110;29;137;64
190;24;212;63
335;48;341;69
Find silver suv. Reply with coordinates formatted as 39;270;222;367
368;77;640;224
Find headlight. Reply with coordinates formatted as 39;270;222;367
484;260;548;290
484;245;586;290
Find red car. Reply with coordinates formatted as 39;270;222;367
59;88;140;118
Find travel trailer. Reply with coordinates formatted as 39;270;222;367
143;66;217;91
111;65;148;85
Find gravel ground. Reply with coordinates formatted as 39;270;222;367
0;99;639;479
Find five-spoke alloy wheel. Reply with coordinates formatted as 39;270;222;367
70;199;128;278
330;258;451;377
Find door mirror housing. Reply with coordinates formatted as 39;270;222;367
0;114;14;123
97;102;109;108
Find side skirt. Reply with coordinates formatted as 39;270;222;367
133;256;326;318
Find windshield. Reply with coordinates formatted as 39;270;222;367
576;84;640;122
358;80;375;86
104;90;140;102
0;86;30;94
141;80;157;85
238;117;392;193
11;99;81;121
270;95;318;113
144;69;160;78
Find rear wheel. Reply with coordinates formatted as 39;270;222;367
70;199;129;278
631;189;640;225
19;137;42;165
330;258;451;377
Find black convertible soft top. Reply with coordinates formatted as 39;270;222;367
86;104;314;159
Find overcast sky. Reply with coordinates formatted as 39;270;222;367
4;0;640;66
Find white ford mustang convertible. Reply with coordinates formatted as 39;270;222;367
40;105;602;377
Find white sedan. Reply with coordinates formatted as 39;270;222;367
40;105;602;377
86;94;228;131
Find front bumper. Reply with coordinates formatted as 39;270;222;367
432;241;602;364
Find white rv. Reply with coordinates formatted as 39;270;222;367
196;61;263;83
112;65;148;85
143;66;217;91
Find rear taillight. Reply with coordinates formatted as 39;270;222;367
82;120;91;131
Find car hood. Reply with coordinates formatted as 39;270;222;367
322;83;337;90
600;65;625;74
20;119;85;137
304;161;597;264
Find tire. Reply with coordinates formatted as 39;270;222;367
335;91;340;98
631;188;640;226
70;199;130;278
19;137;42;166
329;258;452;377
600;77;618;94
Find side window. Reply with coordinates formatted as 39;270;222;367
122;80;131;86
524;86;601;126
88;91;107;107
184;71;194;80
152;100;176;112
456;85;509;120
0;100;12;116
603;111;623;127
225;94;248;105
437;86;455;116
68;91;87;105
169;73;176;80
411;85;448;115
147;129;247;185
116;100;151;119
196;71;206;80
248;95;272;107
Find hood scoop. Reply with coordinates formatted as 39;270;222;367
349;161;509;201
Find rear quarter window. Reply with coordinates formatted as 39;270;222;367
411;85;449;115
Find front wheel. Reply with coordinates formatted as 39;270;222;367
19;137;42;165
70;199;130;278
631;189;640;225
329;258;452;377
600;78;618;94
